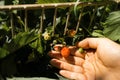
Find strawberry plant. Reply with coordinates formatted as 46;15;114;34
0;0;120;80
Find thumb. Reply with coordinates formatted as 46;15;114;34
77;38;101;49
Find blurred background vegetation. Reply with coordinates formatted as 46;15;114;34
0;0;120;80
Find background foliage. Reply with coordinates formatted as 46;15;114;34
0;0;120;79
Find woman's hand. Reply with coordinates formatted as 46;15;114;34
48;38;120;80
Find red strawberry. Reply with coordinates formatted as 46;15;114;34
67;29;76;37
61;46;70;57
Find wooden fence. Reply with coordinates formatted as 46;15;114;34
0;1;113;37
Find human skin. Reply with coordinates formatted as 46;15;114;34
48;38;120;80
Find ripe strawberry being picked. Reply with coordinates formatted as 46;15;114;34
61;46;70;57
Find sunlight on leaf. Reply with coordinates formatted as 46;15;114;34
92;30;104;37
103;11;120;41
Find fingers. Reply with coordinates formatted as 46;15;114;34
49;46;85;58
63;56;84;66
49;54;84;66
50;59;84;73
59;70;87;80
48;50;62;59
48;46;85;66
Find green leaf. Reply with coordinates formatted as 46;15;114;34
29;35;44;54
37;37;44;54
3;31;39;54
92;30;104;37
0;23;10;36
103;11;120;41
0;48;9;59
